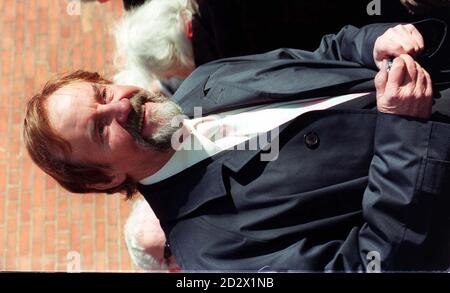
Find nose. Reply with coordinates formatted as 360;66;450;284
99;98;132;125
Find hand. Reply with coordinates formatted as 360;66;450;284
375;54;433;119
373;24;424;69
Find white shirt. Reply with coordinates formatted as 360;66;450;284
140;93;368;185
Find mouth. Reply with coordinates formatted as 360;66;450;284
127;91;150;134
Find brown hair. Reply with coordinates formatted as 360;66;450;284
23;70;137;198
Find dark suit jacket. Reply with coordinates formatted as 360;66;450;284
139;20;450;271
191;0;448;66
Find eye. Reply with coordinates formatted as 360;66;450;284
98;124;105;136
98;119;107;139
101;88;108;104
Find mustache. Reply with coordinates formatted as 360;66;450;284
124;91;168;150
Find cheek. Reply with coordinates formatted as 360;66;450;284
109;124;137;149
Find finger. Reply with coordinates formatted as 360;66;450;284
375;60;388;97
396;25;420;54
399;54;417;84
414;65;425;97
387;57;407;89
407;25;425;53
380;39;410;58
424;69;433;99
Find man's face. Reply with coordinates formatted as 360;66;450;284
46;82;182;187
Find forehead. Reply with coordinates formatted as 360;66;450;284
45;82;97;153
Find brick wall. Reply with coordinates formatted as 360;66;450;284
0;0;139;272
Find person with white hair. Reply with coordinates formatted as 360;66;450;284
124;198;180;271
114;0;196;83
113;0;450;96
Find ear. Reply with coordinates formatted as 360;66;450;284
87;173;126;191
180;10;193;39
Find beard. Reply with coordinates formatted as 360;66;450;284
124;91;183;152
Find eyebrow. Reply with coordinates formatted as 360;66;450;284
87;84;102;145
91;84;103;104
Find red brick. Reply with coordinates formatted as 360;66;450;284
31;217;43;270
3;0;15;22
33;172;45;207
18;255;31;271
7;186;19;201
72;45;82;69
57;197;70;230
0;164;7;195
0;224;5;256
0;194;5;224
49;45;58;73
107;243;119;271
48;19;59;46
95;252;107;271
70;223;81;252
95;221;105;251
8;126;22;158
24;21;37;48
2;50;12;75
42;255;56;271
57;230;69;248
81;205;93;236
107;223;118;243
44;223;56;254
19;223;30;257
21;159;34;194
48;0;60;19
34;63;49;89
81;238;94;271
44;189;56;222
70;195;82;222
121;245;133;271
120;200;132;222
56;249;69;272
38;0;49;9
15;15;25;55
16;0;25;16
37;36;48;61
26;0;37;21
95;46;106;71
2;23;14;50
60;25;71;38
38;8;48;35
20;191;31;222
24;78;35;102
6;198;18;219
107;197;118;225
11;110;22;126
94;195;106;219
0;0;132;271
5;247;17;270
24;47;35;78
82;193;94;204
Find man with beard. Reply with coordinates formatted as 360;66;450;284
24;20;450;271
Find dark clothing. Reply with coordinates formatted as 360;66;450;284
190;0;443;66
139;19;450;271
122;0;147;11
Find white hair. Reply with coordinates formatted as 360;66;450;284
113;68;155;90
114;0;196;81
124;199;169;271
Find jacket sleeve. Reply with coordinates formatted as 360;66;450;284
311;18;448;69
323;113;450;271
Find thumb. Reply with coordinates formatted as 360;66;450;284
375;59;388;97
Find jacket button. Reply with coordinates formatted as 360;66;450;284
304;132;319;149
